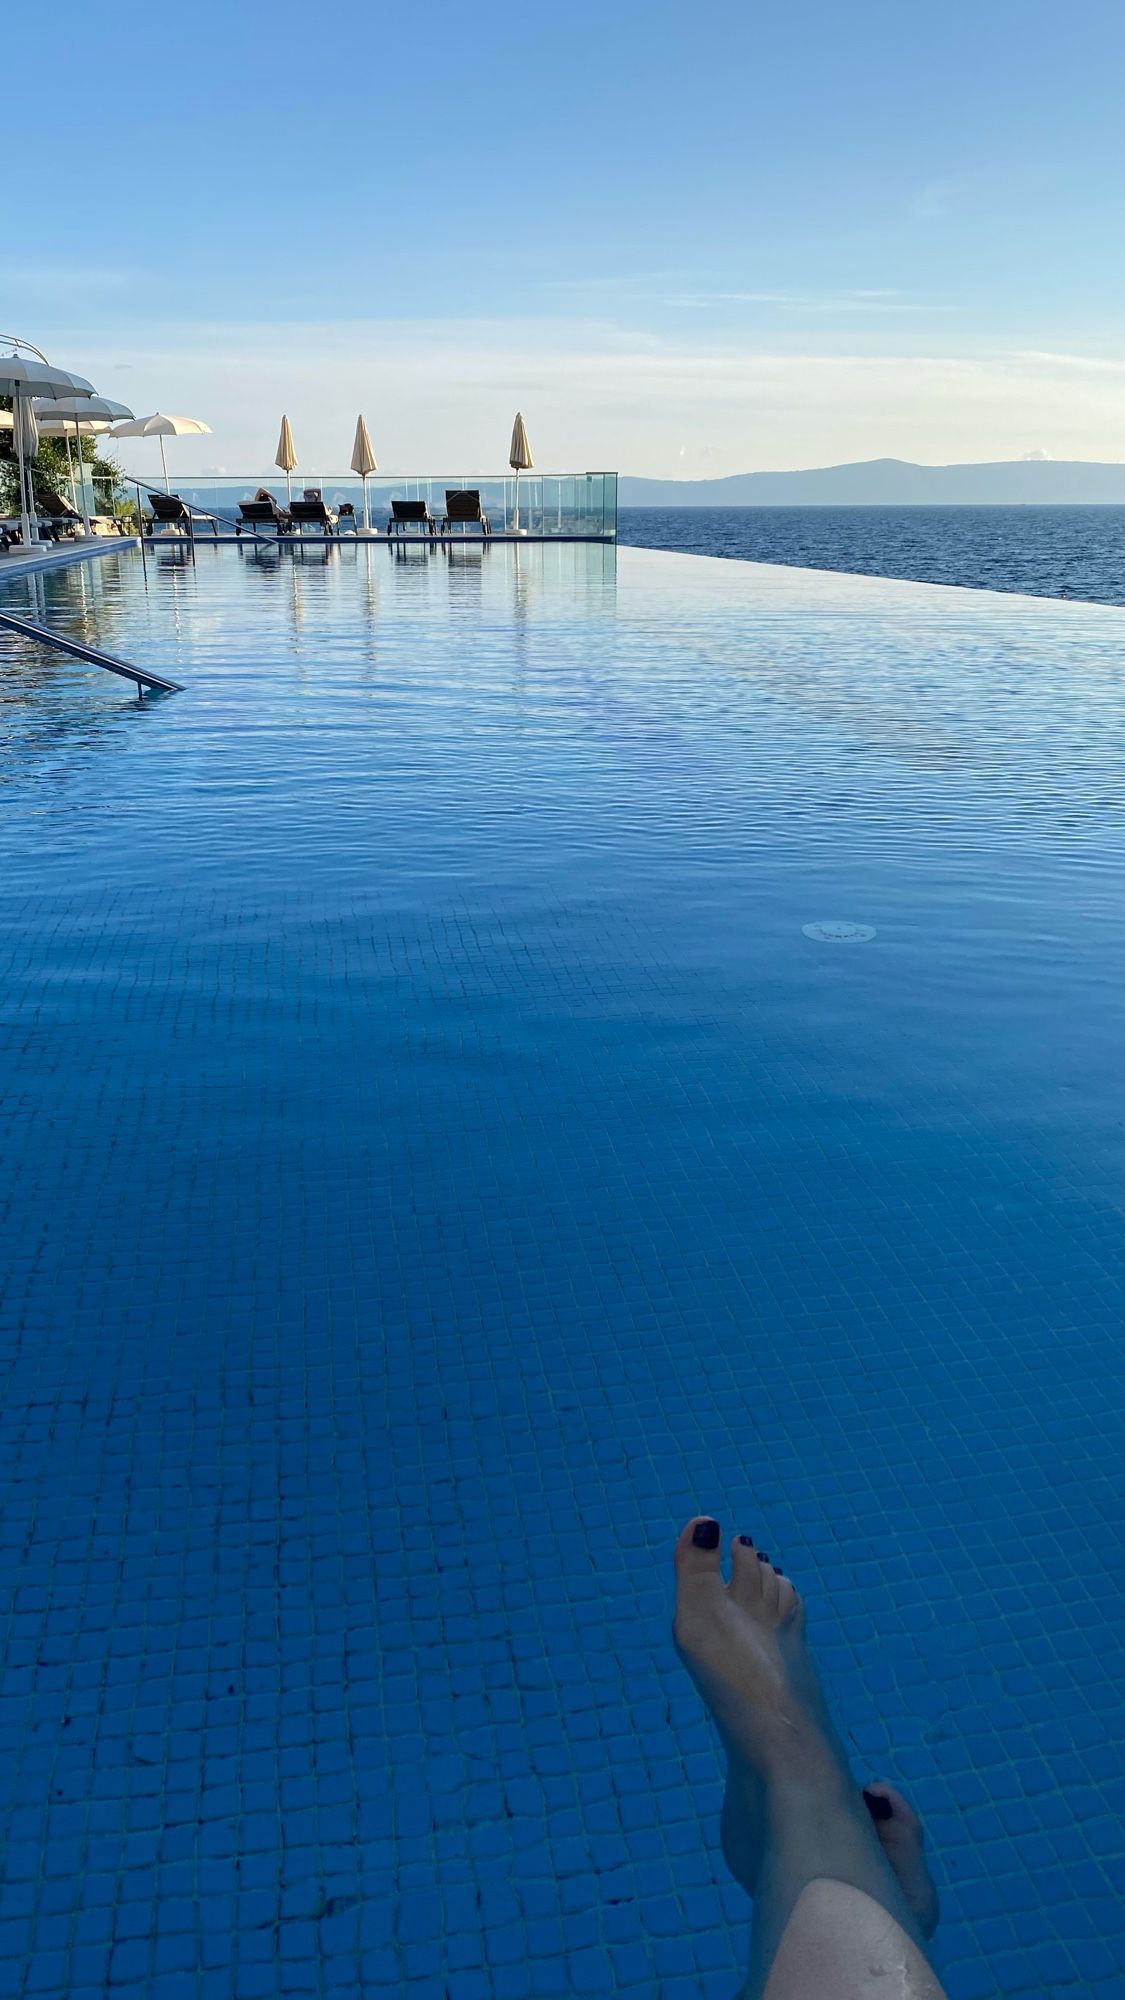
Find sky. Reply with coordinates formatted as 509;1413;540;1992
7;0;1125;480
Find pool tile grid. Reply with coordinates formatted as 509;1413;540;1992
2;545;1125;1997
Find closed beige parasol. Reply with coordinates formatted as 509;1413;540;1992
509;411;533;534
275;416;298;504
350;416;378;532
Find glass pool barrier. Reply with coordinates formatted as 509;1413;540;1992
112;472;618;539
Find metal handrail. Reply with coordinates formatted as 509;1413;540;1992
0;606;181;694
126;474;276;548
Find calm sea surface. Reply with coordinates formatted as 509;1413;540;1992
618;504;1125;606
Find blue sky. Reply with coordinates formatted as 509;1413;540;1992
8;0;1125;476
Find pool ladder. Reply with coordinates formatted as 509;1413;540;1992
0;606;182;695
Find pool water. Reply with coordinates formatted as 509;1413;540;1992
1;542;1124;1999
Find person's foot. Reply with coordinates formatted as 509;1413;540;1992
673;1515;938;1941
862;1782;940;1939
673;1515;848;1793
717;1766;940;1939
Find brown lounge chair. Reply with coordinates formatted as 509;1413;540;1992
145;492;219;539
288;489;338;535
441;489;491;537
236;494;291;535
388;498;437;538
36;489;82;538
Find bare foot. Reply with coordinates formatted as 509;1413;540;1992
673;1515;938;1943
863;1782;940;1939
673;1516;848;1793
718;1766;940;1939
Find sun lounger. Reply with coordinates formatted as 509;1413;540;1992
36;490;83;538
388;499;437;538
289;490;338;535
236;495;291;535
145;492;219;539
441;489;492;537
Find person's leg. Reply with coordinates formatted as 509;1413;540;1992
673;1517;948;2000
751;1877;946;2000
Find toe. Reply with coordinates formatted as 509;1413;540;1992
757;1556;781;1615
863;1782;938;1939
774;1569;801;1623
675;1516;723;1585
863;1781;923;1842
729;1533;765;1607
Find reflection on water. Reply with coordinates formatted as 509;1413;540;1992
7;542;1125;822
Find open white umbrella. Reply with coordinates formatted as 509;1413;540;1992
509;411;533;535
350;415;377;533
0;353;94;545
275;415;297;505
34;395;133;430
33;397;135;532
104;412;211;492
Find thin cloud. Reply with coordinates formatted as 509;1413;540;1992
538;270;686;293
909;175;968;221
6;263;134;296
52;315;1125;476
665;290;949;314
1010;350;1125;375
540;278;944;316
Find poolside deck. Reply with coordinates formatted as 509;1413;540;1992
0;535;141;579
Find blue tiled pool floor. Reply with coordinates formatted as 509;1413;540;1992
1;543;1124;1998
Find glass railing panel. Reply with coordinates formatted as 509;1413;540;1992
111;472;618;538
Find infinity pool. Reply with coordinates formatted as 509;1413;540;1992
1;542;1123;1999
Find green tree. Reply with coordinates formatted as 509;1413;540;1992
0;402;131;521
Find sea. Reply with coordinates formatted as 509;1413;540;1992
617;505;1125;607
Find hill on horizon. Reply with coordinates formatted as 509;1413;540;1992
619;457;1125;506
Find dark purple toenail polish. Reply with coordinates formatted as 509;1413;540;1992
692;1519;720;1549
738;1535;755;1546
773;1565;784;1575
756;1551;770;1563
863;1789;894;1822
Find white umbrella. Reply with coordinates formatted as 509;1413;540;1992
104;412;211;492
35;395;133;433
350;415;377;533
0;353;94;545
509;411;533;535
33;397;135;533
13;399;39;536
275;415;297;505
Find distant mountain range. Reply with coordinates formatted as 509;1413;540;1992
618;458;1125;506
